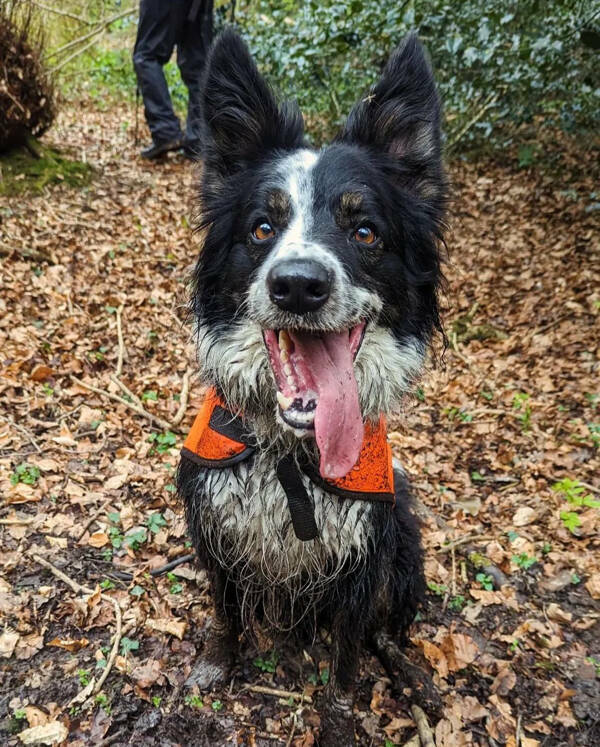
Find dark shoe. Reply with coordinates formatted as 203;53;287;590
140;138;182;160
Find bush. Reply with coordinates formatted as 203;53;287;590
231;0;599;149
0;0;56;152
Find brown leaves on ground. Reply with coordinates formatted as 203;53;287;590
0;98;599;746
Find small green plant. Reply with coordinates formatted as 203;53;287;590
512;553;537;570
542;542;552;554
130;584;145;597
427;581;447;596
470;470;486;482
571;572;582;585
167;572;184;594
585;393;599;410
100;578;115;590
552;478;600;508
148;431;177;453
125;528;148;550
141;390;158;402
449;595;466;611
13;709;26;720
42;383;54;397
445;406;473;423
211;699;223;711
10;463;41;486
415;386;425;402
253;650;278;673
77;669;91;687
560;511;582;533
585;657;600;676
513;392;532;431
475;572;494;591
185;694;204;709
146;512;167;534
95;693;111;713
509;639;521;653
120;637;139;655
108;525;124;549
152;696;162;708
506;530;519;543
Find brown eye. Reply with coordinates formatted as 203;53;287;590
354;225;377;245
253;221;275;241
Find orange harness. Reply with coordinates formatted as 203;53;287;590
181;389;395;541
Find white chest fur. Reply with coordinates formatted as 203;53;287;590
190;453;374;588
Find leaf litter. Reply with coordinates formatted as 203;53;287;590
0;101;599;745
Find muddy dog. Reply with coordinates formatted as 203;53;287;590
177;29;446;744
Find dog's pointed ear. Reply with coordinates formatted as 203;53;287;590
341;34;444;204
201;30;304;175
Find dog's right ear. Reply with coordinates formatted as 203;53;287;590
201;30;304;175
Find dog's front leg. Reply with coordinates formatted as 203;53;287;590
319;611;363;746
185;565;239;690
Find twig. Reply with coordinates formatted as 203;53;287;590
94;609;125;694
29;554;123;698
70;376;178;433
48;36;98;75
0;517;35;525
115;304;125;377
410;705;435;747
437;534;494;553
243;684;312;704
172;367;193;425
0;243;54;263
30;2;91;24
76;499;112;542
106;553;196;582
46;8;135;61
285;712;297;747
0;414;42;452
447;92;500;152
109;374;143;408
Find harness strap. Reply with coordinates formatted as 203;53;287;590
276;455;320;541
181;389;396;542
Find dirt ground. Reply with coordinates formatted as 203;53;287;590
1;102;599;746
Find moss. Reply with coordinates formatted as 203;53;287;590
0;141;93;196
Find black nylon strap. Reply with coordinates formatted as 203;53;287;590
276;455;319;542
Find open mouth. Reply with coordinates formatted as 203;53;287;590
263;323;366;479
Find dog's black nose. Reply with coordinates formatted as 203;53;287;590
267;259;331;314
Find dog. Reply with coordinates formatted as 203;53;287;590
177;29;446;744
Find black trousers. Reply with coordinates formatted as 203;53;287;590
133;0;213;144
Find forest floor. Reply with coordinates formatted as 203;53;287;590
0;101;599;747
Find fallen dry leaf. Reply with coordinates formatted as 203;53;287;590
18;721;68;745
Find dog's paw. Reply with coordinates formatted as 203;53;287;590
185;656;231;690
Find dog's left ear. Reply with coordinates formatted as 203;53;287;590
341;34;444;204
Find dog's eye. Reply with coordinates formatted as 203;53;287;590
253;221;275;242
354;225;377;245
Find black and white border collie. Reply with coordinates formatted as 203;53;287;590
177;29;446;744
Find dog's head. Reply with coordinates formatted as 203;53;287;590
192;30;446;479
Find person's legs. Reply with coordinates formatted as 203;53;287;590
176;0;214;154
133;0;183;147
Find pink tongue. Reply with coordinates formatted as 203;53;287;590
290;330;363;479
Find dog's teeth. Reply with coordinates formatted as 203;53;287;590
283;363;292;376
276;392;293;410
279;330;292;352
286;375;297;391
280;350;289;363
